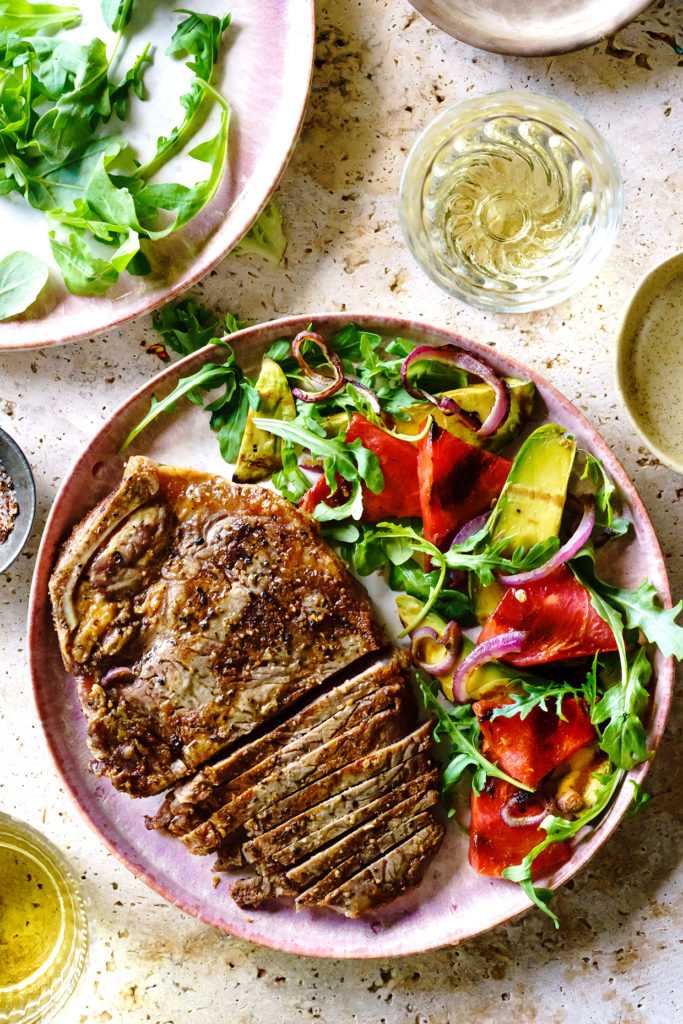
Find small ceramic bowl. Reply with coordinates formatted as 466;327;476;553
0;427;36;573
406;0;653;56
616;252;683;476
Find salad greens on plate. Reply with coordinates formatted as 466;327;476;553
0;1;285;319
123;304;682;926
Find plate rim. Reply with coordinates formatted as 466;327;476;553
27;312;675;957
0;2;315;351
405;0;653;57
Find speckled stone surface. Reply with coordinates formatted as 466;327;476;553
1;1;682;1021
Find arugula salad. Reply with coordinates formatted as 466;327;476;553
0;1;284;319
124;305;683;926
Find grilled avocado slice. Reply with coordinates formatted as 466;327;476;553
233;358;296;482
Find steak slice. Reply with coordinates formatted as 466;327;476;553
290;789;439;897
230;873;296;907
249;722;433;836
182;706;409;854
49;456;383;796
231;798;441;911
243;766;438;869
320;823;445;917
146;650;411;836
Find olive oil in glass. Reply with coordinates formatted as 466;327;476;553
0;815;88;1023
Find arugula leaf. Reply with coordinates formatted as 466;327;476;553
447;529;560;585
488;680;585;723
591;646;652;769
231;201;286;264
602;579;683;660
503;768;624;926
109;44;151;122
136;13;230;180
121;362;236;450
388;559;473;624
580;451;617;527
252;414;385;522
152;299;246;356
210;382;252;463
273;442;314;503
0;250;48;319
625;780;651;818
420;678;533;796
0;1;80;45
48;228;121;294
135;80;230;232
101;0;134;32
320;521;361;544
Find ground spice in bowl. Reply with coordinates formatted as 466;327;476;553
0;464;18;545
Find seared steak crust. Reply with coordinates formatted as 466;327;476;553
49;457;383;796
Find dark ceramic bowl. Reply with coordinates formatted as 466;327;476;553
0;426;36;573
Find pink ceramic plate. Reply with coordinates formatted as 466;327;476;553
0;1;314;350
28;314;674;957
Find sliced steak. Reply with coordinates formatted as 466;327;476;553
320;823;445;917
49;457;383;796
290;789;439;896
147;649;410;833
182;707;408;854
232;800;441;911
149;666;409;837
249;722;433;836
244;767;438;869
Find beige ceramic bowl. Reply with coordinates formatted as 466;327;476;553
407;0;653;56
616;252;683;476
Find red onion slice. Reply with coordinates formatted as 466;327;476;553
498;497;595;586
411;620;462;676
102;666;136;686
451;512;490;546
450;630;527;703
346;379;384;416
400;344;510;436
500;793;555;829
291;330;345;403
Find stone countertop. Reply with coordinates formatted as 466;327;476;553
1;1;682;1021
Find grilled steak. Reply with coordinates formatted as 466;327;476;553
249;722;433;836
320;823;445;917
242;764;437;867
146;650;412;836
182;705;409;854
49;457;445;917
49;457;383;796
290;789;439;895
231;793;441;912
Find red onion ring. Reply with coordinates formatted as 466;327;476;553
498;497;596;586
400;344;510;436
451;513;490;546
449;630;527;703
102;666;136;686
411;620;462;675
346;379;384;416
499;792;555;829
291;330;346;403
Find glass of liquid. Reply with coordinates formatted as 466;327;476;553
0;813;89;1024
400;91;623;312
